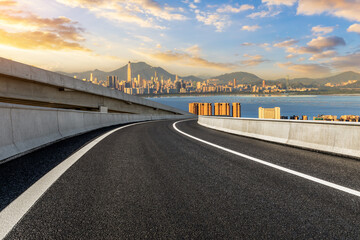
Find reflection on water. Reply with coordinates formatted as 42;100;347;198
148;95;360;118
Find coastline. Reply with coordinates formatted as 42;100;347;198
143;91;360;99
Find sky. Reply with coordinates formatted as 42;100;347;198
0;0;360;79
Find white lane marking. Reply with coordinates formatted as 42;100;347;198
173;119;360;198
0;121;150;240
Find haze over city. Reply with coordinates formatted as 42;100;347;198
0;0;360;79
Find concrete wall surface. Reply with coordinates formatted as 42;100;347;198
0;103;190;163
198;116;360;159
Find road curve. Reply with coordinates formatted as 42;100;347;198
2;119;360;239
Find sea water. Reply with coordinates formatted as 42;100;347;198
148;95;360;119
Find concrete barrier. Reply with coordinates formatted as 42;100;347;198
198;116;360;159
0;103;189;164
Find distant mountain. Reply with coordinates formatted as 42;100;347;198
317;71;360;84
59;62;203;82
212;71;263;85
182;75;203;82
288;71;360;87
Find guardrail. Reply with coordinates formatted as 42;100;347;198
198;116;360;159
0;103;189;164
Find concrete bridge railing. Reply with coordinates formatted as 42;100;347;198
0;103;188;163
0;57;193;163
198;116;360;159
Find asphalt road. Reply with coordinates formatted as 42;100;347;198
2;119;360;239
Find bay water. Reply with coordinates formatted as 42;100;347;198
148;95;360;119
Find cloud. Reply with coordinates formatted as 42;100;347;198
283;36;345;55
332;53;360;69
56;0;186;29
298;57;305;61
247;8;281;18
241;42;254;46
311;25;334;35
0;2;89;51
347;23;360;34
274;39;298;47
286;54;297;59
185;44;201;56
306;36;345;52
241;54;267;66
309;50;337;60
195;11;229;32
241;42;271;51
263;0;297;6
241;25;260;31
150;50;232;70
189;3;197;9
134;35;153;42
217;4;254;13
0;0;16;6
297;0;360;22
0;29;90;51
278;62;331;75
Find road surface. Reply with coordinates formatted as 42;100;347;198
1;119;360;239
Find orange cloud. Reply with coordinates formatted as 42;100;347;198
263;0;297;6
150;50;232;70
0;0;16;6
56;0;186;29
0;29;90;51
297;0;360;22
278;62;331;75
274;39;298;48
332;53;360;70
0;1;89;51
241;54;267;66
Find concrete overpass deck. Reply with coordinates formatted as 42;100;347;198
1;119;359;239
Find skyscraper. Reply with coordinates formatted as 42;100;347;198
127;61;132;83
107;76;114;88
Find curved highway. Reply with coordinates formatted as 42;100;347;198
1;119;360;239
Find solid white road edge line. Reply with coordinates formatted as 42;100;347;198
173;119;360;198
0;121;149;240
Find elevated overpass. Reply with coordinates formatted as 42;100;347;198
1;58;360;239
0;57;192;163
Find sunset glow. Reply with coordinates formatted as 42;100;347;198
1;0;360;78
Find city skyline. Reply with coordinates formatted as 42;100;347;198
0;0;360;79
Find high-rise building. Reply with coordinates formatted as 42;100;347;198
107;76;115;88
232;103;241;118
233;78;236;88
204;103;212;116
107;76;119;89
220;103;230;116
90;73;93;83
214;103;221;115
258;107;280;119
189;103;199;115
127;61;132;83
262;80;266;88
